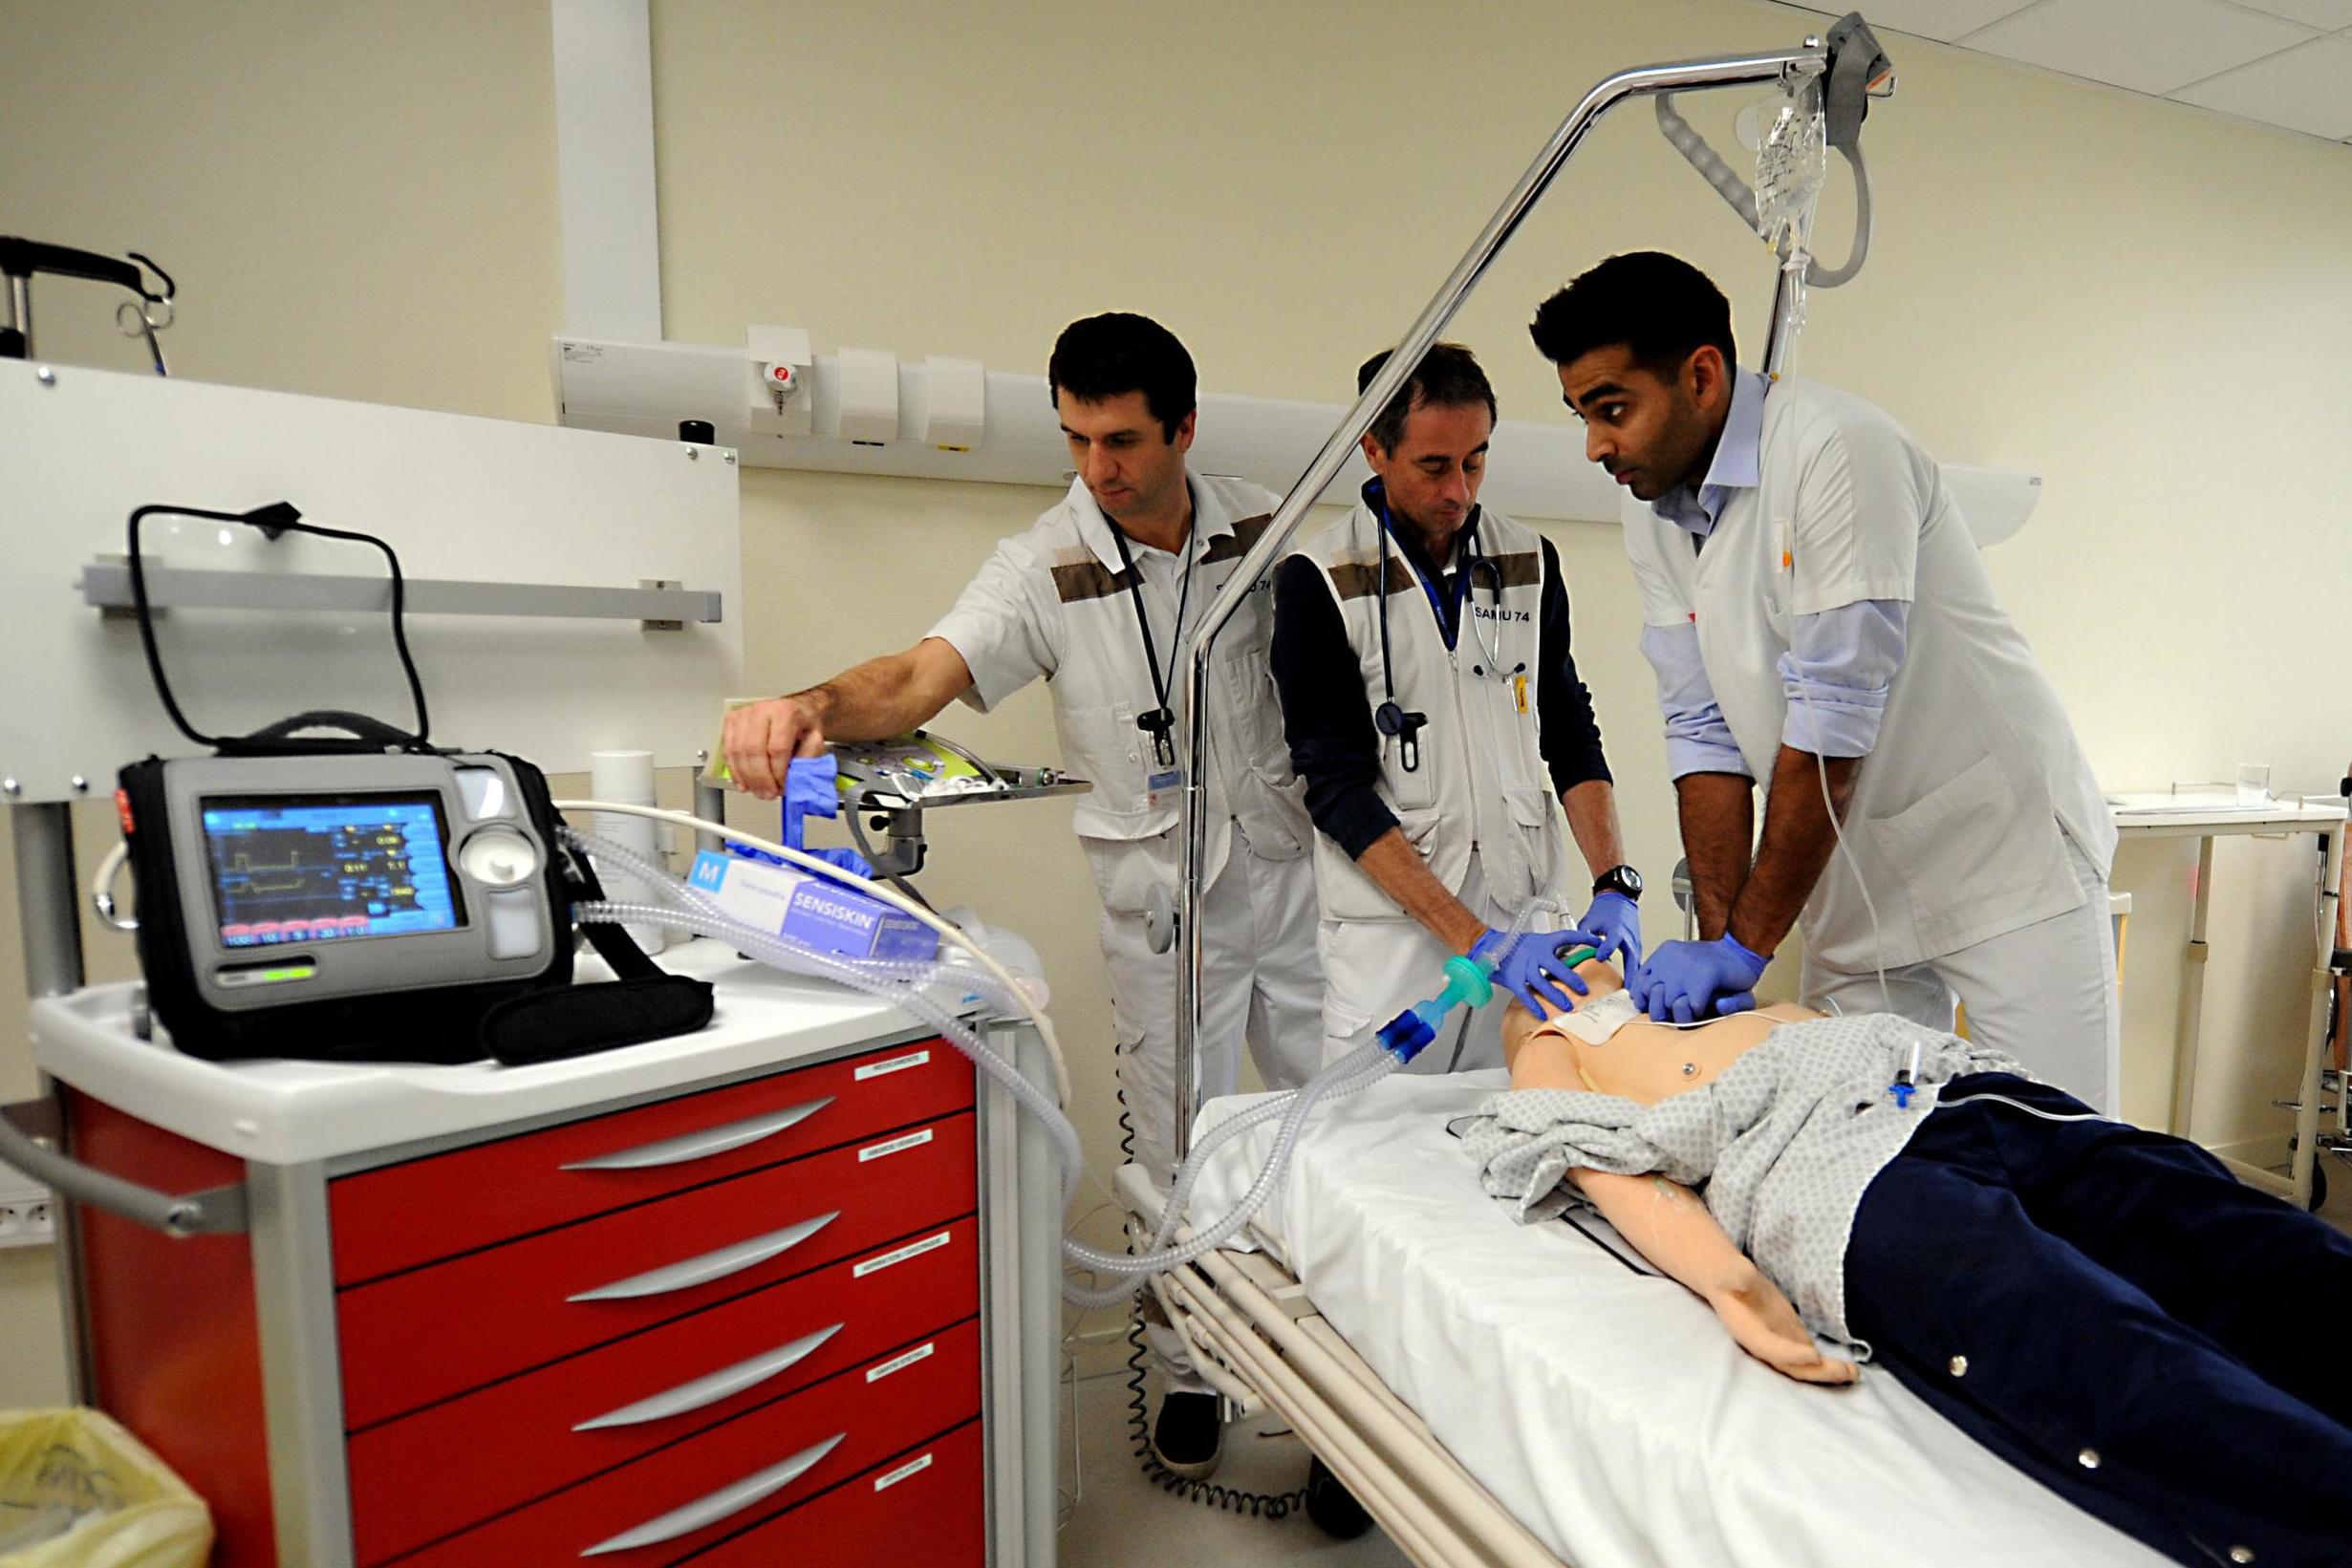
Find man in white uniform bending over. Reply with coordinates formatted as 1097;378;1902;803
722;313;1322;1478
1530;252;2120;1111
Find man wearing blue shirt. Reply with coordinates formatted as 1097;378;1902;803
1530;252;2120;1111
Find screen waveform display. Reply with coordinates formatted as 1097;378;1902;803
202;795;463;947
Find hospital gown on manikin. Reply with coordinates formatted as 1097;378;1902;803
1457;1014;2021;1346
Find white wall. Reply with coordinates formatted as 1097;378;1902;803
3;0;2347;1402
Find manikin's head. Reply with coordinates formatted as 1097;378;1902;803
1531;251;1737;504
1049;312;1198;524
1356;342;1497;548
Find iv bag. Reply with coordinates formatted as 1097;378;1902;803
1751;80;1828;257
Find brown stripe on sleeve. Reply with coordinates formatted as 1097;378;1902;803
1199;512;1273;565
1050;556;1133;604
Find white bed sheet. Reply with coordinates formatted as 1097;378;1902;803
1187;1072;2168;1568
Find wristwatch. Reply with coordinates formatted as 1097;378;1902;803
1592;865;1644;900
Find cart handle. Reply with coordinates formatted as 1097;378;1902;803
0;1098;248;1236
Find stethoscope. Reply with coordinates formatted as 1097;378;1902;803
1373;504;1524;773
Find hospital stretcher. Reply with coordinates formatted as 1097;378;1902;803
1122;1072;2170;1568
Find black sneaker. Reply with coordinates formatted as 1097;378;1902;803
1151;1390;1223;1480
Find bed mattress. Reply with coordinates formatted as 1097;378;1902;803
1186;1070;2167;1568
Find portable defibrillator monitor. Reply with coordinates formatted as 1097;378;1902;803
142;753;560;1014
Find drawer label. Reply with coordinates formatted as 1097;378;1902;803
852;1230;952;1278
855;1049;931;1082
874;1451;935;1493
857;1128;934;1163
865;1341;936;1383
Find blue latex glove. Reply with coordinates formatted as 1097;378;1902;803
1471;926;1594;1017
1629;934;1770;1023
1579;891;1643;969
778;755;874;877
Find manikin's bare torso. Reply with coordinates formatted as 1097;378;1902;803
1503;961;1820;1105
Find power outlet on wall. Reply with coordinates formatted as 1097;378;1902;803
0;1187;54;1249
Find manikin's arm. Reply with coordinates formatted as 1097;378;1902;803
1567;1169;1857;1386
722;638;975;799
1498;999;1854;1385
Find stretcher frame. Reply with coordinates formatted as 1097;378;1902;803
1117;1165;1564;1568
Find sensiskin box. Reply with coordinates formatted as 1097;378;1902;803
687;850;939;962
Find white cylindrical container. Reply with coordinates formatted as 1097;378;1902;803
589;750;668;954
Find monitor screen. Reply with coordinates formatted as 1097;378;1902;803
201;793;465;948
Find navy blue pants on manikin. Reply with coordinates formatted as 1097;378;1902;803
1845;1074;2352;1568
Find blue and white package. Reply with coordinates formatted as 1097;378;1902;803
687;850;939;963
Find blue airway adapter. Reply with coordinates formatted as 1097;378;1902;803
1376;954;1498;1063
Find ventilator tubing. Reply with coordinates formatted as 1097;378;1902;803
1062;896;1558;1308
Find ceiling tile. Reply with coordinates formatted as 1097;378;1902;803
2228;0;2352;28
2171;33;2352;137
1968;0;2317;94
1804;1;2040;41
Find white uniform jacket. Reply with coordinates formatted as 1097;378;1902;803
930;474;1311;915
1622;376;2115;973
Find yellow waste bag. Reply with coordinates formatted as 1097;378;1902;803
0;1410;211;1568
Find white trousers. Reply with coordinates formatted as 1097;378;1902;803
1315;861;1569;1075
1101;828;1323;1393
1802;828;2121;1114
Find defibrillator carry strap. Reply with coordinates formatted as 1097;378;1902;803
125;499;435;755
477;827;715;1066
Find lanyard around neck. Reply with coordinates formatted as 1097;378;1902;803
1105;514;1198;766
1381;506;1476;652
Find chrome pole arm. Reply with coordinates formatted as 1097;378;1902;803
1167;42;1830;1161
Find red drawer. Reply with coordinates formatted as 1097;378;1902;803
348;1217;980;1564
330;1038;971;1285
691;1418;985;1567
338;1111;975;1428
394;1320;982;1568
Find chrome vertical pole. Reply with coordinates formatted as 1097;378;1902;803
6;275;31;355
13;804;85;998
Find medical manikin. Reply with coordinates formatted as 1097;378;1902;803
1464;965;2352;1568
722;313;1319;1482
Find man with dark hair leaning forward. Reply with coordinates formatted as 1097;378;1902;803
1529;252;2121;1113
1463;963;2352;1567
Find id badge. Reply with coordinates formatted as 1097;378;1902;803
1145;766;1184;813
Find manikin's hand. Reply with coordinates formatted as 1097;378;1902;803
1705;1265;1859;1386
722;697;829;800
